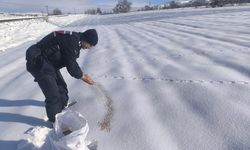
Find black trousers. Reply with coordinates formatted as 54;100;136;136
26;46;68;122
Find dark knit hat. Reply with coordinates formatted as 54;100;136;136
80;29;98;46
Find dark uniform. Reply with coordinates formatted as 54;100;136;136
26;30;86;122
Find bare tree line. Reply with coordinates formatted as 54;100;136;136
53;0;250;15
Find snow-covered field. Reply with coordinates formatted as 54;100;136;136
0;6;250;150
0;19;56;52
0;14;87;52
48;14;88;27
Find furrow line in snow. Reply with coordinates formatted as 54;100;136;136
96;25;129;76
86;27;250;85
111;28;201;149
123;23;231;82
140;21;250;54
0;56;25;79
0;48;27;67
106;25;180;150
105;25;250;149
132;20;250;71
110;23;234;149
167;24;250;48
70;24;127;132
122;23;217;78
0;70;27;90
154;20;250;42
114;23;211;84
178;13;250;26
114;25;166;76
128;22;250;80
79;25;124;77
122;23;189;57
186;15;250;28
162;17;250;38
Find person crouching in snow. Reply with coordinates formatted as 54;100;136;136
26;29;98;123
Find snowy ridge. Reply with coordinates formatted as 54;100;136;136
0;14;38;20
0;6;250;150
0;19;56;52
47;14;87;28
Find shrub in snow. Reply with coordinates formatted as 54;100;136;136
53;8;62;15
113;0;132;13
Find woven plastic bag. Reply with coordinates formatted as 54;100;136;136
50;110;89;150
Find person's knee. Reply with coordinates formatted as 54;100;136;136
45;94;61;104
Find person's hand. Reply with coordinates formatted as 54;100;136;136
81;74;95;85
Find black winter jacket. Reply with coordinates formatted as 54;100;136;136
36;31;83;79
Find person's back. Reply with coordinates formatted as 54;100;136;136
36;31;81;71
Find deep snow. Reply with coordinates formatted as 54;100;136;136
0;6;250;150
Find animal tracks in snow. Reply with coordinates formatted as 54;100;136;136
95;75;249;86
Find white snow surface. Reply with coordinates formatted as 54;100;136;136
48;14;88;27
0;19;57;52
1;6;250;150
0;14;35;20
0;14;88;53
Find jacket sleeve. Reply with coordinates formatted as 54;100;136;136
60;36;83;79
